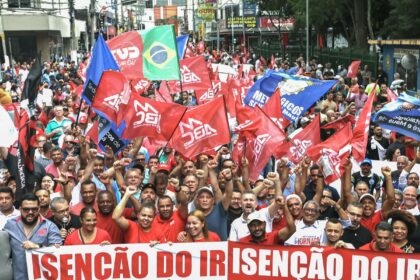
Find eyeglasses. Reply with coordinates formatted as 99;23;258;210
22;207;39;213
65;141;74;144
304;208;318;214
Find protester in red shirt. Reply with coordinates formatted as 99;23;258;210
359;222;403;253
180;210;221;242
151;178;189;242
113;187;164;244
96;190;138;244
357;167;395;234
64;206;111;245
239;196;295;245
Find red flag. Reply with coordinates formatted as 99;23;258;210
195;80;222;104
387;87;398;102
91;71;130;125
131;78;151;95
235;106;287;180
276;114;321;164
262;89;290;131
197;41;205;54
168;56;212;94
269;55;276;69
122;95;186;141
347;60;361;78
351;84;377;163
307;123;353;184
17;110;38;172
86;121;99;145
157;81;174;102
321;114;355;130
169;97;230;159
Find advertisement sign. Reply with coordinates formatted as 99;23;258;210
227;17;257;28
259;17;295;31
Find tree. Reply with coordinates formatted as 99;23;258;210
382;0;420;38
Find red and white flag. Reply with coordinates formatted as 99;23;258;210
387;87;398;102
122;95;186;141
235;106;287;180
276;114;321;164
307;123;353;184
169;96;230;159
351;84;377;163
347;60;361;78
262;89;290;131
131;78;151;95
321;114;355;130
91;71;130;126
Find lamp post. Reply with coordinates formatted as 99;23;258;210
306;0;309;65
231;3;234;53
242;0;245;51
192;0;196;43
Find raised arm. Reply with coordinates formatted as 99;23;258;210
207;160;223;203
240;157;251;192
339;157;354;209
381;166;395;218
128;137;144;158
112;187;138;231
221;168;233;211
170;178;188;219
277;196;296;242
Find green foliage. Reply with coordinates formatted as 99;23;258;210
382;0;420;38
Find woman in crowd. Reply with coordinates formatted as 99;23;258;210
64;207;111;245
182;210;221;242
388;210;417;253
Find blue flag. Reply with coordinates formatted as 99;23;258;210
82;34;120;105
372;93;420;140
176;35;189;59
244;71;337;122
97;116;127;154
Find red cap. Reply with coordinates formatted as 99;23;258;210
157;163;170;174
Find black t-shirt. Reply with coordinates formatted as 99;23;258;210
342;225;372;249
319;206;339;220
351;171;382;194
227;208;242;235
366;137;389;160
409;215;420;253
304;183;340;202
49;213;82;231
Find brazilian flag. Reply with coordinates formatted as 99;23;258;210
140;25;181;81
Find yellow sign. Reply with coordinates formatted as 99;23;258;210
198;4;215;22
227;17;257;28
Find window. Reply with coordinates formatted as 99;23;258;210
156;0;168;6
172;0;186;5
225;5;240;18
145;0;153;8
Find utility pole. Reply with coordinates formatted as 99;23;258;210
114;0;118;35
90;0;96;50
192;0;196;43
306;0;309;65
69;0;77;57
242;0;245;51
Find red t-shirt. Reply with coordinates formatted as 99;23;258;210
239;231;281;245
359;241;403;253
96;208;134;244
361;211;383;234
70;202;98;216
272;216;287;232
124;220;165;243
151;210;187;242
187;231;221;242
64;228;111;245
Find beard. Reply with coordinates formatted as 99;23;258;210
21;215;39;226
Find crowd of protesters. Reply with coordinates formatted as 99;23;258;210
0;45;419;280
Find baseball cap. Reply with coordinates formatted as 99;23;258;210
359;193;376;203
360;159;372;166
157;163;170;174
196;186;214;197
247;211;265;225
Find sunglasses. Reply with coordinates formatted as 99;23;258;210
22;207;39;213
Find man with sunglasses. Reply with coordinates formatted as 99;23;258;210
4;193;61;280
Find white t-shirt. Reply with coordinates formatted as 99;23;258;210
229;208;273;241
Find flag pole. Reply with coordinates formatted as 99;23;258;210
164;106;188;149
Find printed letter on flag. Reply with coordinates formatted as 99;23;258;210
123;95;187;141
347;60;361;78
169;97;230;159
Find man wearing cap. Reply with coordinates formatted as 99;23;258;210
194;168;233;241
351;159;381;201
358;166;395;234
239;196;295;245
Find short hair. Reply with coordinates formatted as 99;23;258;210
50;197;68;211
394;189;403;198
43;142;54;153
232;188;242;194
138;202;156;215
407;172;419;179
397;155;409;163
50;146;62;155
286;194;302;205
0;186;14;199
355;181;368;189
148;155;159;163
81;180;96;190
309;164;319;172
326;218;341;226
403;186;417;195
348;201;363;209
80;206;97;219
141;183;156;193
97;190;113;200
374;221;393;233
154;172;169;186
21;193;39;205
158;195;174;205
303;200;320;212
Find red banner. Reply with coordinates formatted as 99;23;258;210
26;242;420;280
